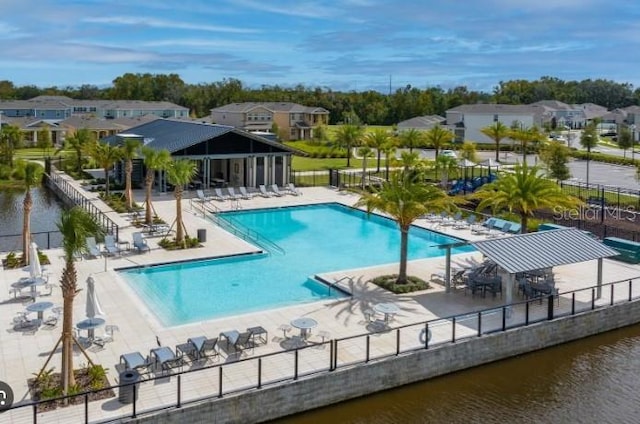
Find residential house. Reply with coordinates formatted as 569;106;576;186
396;115;445;132
210;102;330;141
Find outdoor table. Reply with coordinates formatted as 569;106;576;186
247;326;268;345
374;303;401;323
118;240;131;252
26;301;54;320
12;277;47;297
290;317;318;339
76;317;106;339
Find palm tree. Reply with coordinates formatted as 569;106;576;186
165;159;198;246
400;151;420;174
121;138;142;210
141;147;171;225
0;124;23;166
63;128;94;174
511;125;544;164
399;129;423;153
334;124;364;167
355;174;458;285
381;140;397;180
365;128;391;172
473;164;580;233
57;207;103;395
480;121;510;162
580;122;599;186
424;125;453;158
358;145;373;189
21;162;44;265
434;155;458;189
91;142;122;198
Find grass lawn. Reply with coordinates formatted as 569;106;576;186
292;155;389;171
14;148;72;161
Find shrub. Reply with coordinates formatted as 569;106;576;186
371;274;430;294
158;236;201;250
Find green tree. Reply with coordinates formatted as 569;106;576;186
334;124;363;167
90;142;122;197
381;139;397;179
473;164;580;233
358;145;373;189
539;141;571;182
121;138;142;210
313;124;328;142
480;121;510;162
580;122;599;185
617;126;633;158
141;147;171;225
365;128;391;172
36;128;53;158
424;125;453;157
399;129;424;153
21;162;44;264
434;155;458;189
63;128;95;174
165;159;198;246
0;124;23;166
56;207;103;396
355;174;458;285
459;141;478;162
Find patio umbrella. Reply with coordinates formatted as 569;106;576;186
86;275;105;320
29;242;42;279
478;159;502;177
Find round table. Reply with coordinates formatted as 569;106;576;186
290;317;318;339
374;303;401;323
26;301;54;320
76;317;106;339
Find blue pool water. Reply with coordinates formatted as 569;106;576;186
121;203;474;325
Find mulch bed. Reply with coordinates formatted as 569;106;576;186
28;369;115;412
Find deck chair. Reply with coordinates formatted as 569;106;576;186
214;187;229;201
132;232;150;253
286;183;302;196
270;184;284;197
199;337;219;361
233;331;254;355
227;187;242;200
238;186;253;199
104;235;121;256
120;352;152;373
196;189;213;203
85;237;102;258
259;185;274;197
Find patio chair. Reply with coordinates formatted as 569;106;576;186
94;325;119;347
199;337;219;361
85;236;102;258
214;187;229;201
196;189;210;203
259;185;274;197
285;183;302;196
104;235;121;256
120;351;152;373
238;186;253;199
227;187;242;200
233;331;254;355
132;232;150;253
270;184;284;197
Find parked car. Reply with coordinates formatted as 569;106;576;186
439;150;457;159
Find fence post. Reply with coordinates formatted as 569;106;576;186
85;393;89;423
132;384;137;417
525;302;530;325
218;367;223;398
572;293;576;315
294;349;299;380
502;307;506;331
477;312;482;337
591;288;596;309
547;295;554;320
395;329;400;356
177;375;181;408
33;403;37;424
257;358;262;389
451;317;456;343
610;284;614;306
329;340;334;371
366;335;370;362
629;279;633;301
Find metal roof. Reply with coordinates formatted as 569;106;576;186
471;228;619;274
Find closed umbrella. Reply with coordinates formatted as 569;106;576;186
29;242;42;279
86;275;105;320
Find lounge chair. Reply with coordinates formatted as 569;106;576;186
214;187;229;201
132;232;150;253
85;236;102;258
199;337;219;360
196;189;211;203
238;186;253;199
259;185;274;197
104;235;121;256
285;183;302;196
270;184;284;197
227;187;242;200
120;351;152;372
150;346;183;373
232;331;254;355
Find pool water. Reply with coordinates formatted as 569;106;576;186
121;203;474;325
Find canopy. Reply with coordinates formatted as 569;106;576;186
478;158;501;168
86;275;105;319
457;159;477;168
29;242;42;279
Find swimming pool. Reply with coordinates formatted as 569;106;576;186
121;203;474;325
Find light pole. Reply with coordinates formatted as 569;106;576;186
631;124;637;162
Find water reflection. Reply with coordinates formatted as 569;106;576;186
274;325;640;424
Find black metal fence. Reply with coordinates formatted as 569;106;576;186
560;180;640;210
0;230;63;253
6;277;640;423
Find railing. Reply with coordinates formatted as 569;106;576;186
0;230;63;253
45;170;119;241
189;198;285;255
560;180;640;210
290;170;330;187
6;277;640;423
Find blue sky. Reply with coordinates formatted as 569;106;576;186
1;0;639;93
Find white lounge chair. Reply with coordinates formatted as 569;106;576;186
259;185;274;197
196;189;212;203
104;235;121;256
132;232;150;253
270;184;284;197
214;188;229;201
285;183;302;196
85;236;102;258
238;186;253;199
227;187;242;200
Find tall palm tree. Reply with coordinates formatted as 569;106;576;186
424;124;453;158
334;124;364;167
358;145;373;189
57;207;103;395
62;128;94;174
165;159;197;246
0;124;22;166
141;147;171;225
381;139;397;180
473;164;580;233
355;174;458;285
21;162;43;265
121;138;142;210
365;128;391;172
399;129;423;153
91;142;122;198
434;155;458;189
480;121;510;162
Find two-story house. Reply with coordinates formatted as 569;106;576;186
210;102;330;141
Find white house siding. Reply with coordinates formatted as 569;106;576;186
463;113;536;144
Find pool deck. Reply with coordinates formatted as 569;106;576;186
2;186;640;423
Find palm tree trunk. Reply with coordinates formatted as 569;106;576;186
346;144;351;167
60;259;77;394
495;141;500;162
104;168;110;198
376;151;381;172
520;214;528;234
397;227;409;284
23;190;32;265
145;171;154;225
125;159;133;210
76;149;82;174
175;187;184;244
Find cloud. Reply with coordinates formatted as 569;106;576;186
83;16;260;34
228;0;335;19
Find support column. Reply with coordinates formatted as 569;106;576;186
597;257;603;299
282;155;287;184
271;155;276;184
505;273;514;318
263;155;269;185
204;159;210;189
444;246;452;293
251;156;257;187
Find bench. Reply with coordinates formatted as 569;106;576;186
603;237;640;264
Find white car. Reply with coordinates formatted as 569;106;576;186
439;150;457;159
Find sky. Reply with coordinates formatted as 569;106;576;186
1;0;640;93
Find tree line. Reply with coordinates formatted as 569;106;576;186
1;74;639;125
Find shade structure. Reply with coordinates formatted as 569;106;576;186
478;158;501;168
457;158;477;168
29;242;42;279
86;275;105;319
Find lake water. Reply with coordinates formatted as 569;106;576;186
274;324;640;423
0;187;65;251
